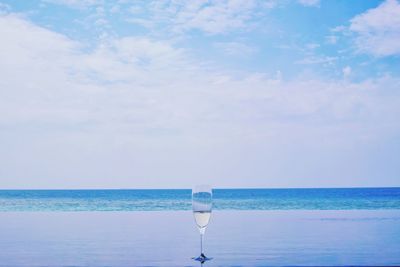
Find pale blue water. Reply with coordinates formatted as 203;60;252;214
0;187;399;211
1;211;399;266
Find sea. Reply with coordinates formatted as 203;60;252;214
1;187;400;266
0;187;399;211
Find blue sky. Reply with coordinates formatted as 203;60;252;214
0;0;399;188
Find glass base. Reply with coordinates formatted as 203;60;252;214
192;253;212;263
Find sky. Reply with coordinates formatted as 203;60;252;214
0;0;399;189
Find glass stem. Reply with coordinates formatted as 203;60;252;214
200;233;203;256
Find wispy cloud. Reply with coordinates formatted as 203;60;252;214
325;35;338;44
298;0;320;7
126;0;275;35
214;41;258;57
349;0;400;57
342;66;352;78
42;0;103;9
296;56;337;65
1;13;399;141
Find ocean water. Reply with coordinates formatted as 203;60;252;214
0;187;399;211
1;211;400;266
1;189;400;265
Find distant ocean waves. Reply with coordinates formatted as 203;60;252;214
0;188;399;211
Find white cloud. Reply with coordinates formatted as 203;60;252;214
305;43;320;50
342;66;351;78
127;0;274;35
128;5;142;14
1;13;400;187
298;0;320;7
349;0;400;57
331;25;346;33
42;0;102;8
41;0;277;36
296;56;337;65
1;13;398;139
214;41;257;56
325;35;338;44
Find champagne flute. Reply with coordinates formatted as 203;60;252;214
192;185;213;262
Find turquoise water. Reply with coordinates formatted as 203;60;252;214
0;187;399;211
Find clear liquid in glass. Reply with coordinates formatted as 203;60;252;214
192;185;213;262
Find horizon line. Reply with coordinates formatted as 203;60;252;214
0;186;399;191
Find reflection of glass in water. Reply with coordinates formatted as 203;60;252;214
192;185;213;262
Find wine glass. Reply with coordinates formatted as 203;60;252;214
192;185;213;262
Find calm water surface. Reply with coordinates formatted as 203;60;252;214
0;211;399;266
